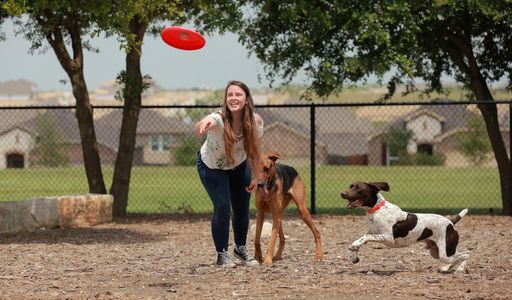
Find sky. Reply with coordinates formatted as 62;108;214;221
2;19;506;94
0;20;305;92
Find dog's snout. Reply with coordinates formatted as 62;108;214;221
341;191;347;198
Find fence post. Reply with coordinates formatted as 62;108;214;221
310;103;316;214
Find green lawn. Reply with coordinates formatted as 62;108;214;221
0;165;501;215
306;166;501;215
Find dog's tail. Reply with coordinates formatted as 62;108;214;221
449;208;468;225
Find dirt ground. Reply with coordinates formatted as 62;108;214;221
1;214;511;299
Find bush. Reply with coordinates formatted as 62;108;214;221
456;115;491;166
36;113;70;167
174;137;202;166
395;152;445;166
414;152;445;166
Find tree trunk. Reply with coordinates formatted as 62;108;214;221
111;17;147;217
45;20;106;194
470;72;512;215
73;74;108;194
445;30;512;216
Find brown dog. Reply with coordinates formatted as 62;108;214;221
254;152;323;265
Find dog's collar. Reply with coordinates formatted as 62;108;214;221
266;177;276;190
257;177;276;191
367;199;387;214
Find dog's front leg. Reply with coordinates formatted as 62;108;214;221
254;209;265;263
274;225;285;261
349;234;392;264
264;217;281;266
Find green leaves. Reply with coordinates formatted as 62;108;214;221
114;70;152;102
456;114;492;166
2;0;27;17
239;0;512;98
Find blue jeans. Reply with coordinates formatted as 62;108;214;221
196;152;252;252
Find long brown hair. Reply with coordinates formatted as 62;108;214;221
221;80;261;169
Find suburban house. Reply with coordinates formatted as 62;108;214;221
259;107;328;164
95;109;193;165
0;79;38;101
0;109;117;168
0;108;192;169
258;100;374;165
0;110;39;168
93;79;163;102
315;106;375;165
367;104;510;167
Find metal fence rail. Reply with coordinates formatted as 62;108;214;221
0;101;509;215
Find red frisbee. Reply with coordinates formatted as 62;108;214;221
161;26;206;51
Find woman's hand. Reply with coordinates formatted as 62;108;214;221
246;177;258;193
194;116;216;138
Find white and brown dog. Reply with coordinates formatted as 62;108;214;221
340;181;469;273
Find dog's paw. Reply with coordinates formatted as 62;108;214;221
349;245;359;252
263;257;273;266
350;252;360;264
255;253;263;263
438;265;453;274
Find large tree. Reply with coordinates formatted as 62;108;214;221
4;0;109;194
103;0;182;216
238;0;512;215
5;0;240;217
104;0;239;216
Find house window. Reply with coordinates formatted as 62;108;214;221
162;136;171;150
150;135;160;151
417;143;433;155
150;135;172;151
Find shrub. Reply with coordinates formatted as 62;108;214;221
174;137;202;166
456;115;491;166
396;152;445;166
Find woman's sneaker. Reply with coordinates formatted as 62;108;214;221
233;245;259;267
216;249;236;267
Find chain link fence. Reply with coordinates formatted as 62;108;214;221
0;101;509;215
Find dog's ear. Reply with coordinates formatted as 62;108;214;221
267;151;281;162
369;182;390;192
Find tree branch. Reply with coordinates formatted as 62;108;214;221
65;15;83;69
439;28;470;75
39;10;74;73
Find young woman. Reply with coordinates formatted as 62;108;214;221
194;80;264;267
